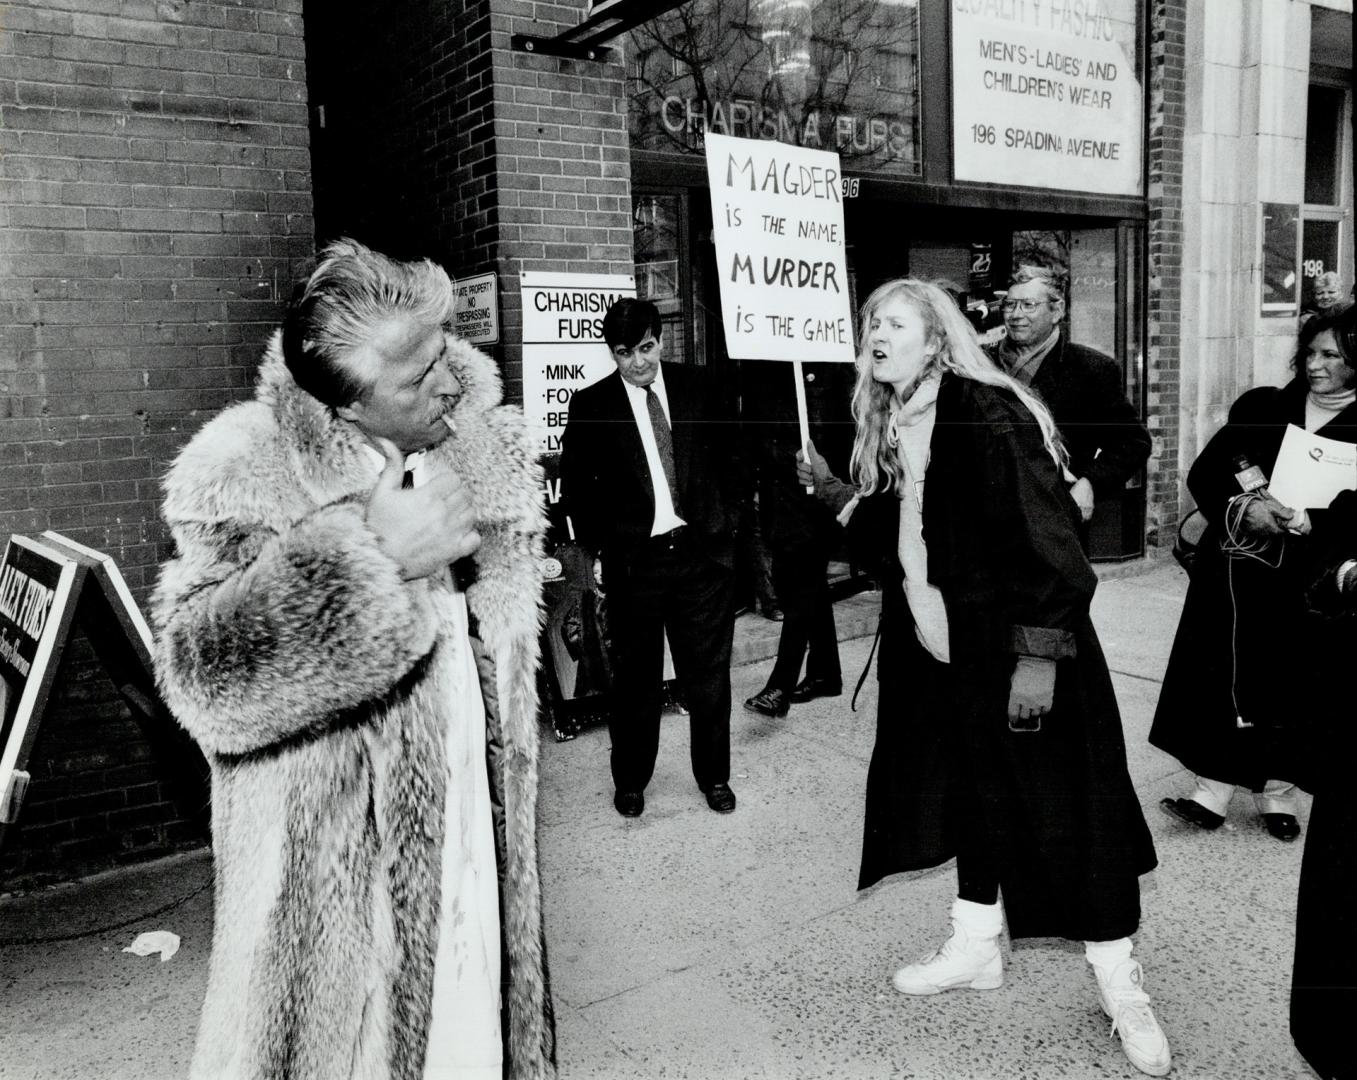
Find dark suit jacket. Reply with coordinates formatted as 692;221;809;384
560;364;739;570
1003;335;1152;500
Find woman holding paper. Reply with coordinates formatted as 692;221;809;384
799;279;1169;1077
1152;310;1357;842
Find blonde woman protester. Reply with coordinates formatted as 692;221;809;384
798;279;1169;1076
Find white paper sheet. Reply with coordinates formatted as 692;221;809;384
1266;424;1357;509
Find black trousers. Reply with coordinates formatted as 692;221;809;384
764;534;841;692
604;529;736;793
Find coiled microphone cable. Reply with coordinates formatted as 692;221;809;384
1221;491;1285;728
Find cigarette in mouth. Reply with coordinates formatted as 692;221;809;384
442;415;457;434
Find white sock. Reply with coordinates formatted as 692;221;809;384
952;897;1003;936
1084;937;1133;973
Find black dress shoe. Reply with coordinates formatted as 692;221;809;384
613;790;644;818
1262;813;1301;841
1160;797;1224;831
703;783;736;813
788;676;843;704
743;687;789;718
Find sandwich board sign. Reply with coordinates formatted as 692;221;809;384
0;532;163;845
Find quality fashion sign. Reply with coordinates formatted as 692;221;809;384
951;0;1143;196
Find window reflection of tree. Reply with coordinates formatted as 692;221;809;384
625;0;920;172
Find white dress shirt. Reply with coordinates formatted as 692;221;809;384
621;370;687;536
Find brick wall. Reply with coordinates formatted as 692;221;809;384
306;0;635;402
0;0;314;886
490;1;635;400
1145;0;1187;550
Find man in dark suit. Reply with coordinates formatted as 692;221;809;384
740;359;853;718
560;298;739;818
990;265;1151;547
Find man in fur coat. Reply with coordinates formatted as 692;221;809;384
152;240;555;1079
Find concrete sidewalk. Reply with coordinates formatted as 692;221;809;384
0;561;1317;1079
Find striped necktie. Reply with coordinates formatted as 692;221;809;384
644;385;681;513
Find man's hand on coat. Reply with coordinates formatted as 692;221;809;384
1007;654;1056;730
367;437;482;580
1069;476;1095;522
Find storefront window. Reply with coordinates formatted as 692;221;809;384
624;0;921;175
632;193;694;360
1304;83;1345;206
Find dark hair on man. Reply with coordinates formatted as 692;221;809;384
601;297;662;351
1294;306;1357;375
1009;264;1068;304
281;238;455;408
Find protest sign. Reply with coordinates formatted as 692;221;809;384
704;132;855;364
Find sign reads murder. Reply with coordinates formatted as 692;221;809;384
951;0;1143;197
520;272;637;456
704;133;855;363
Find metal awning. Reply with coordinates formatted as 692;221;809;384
511;0;687;62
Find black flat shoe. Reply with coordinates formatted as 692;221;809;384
1160;797;1224;831
788;676;843;704
1262;813;1300;841
703;783;736;813
744;687;790;718
613;790;644;818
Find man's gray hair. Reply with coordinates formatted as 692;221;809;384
1010;263;1068;303
282;238;456;408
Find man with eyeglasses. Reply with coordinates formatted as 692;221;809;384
990;264;1151;545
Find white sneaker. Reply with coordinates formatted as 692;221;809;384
1093;959;1172;1076
891;921;1003;995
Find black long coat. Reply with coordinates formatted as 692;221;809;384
1149;379;1357;789
855;374;1156;942
1291;488;1357;1080
1024;336;1151;501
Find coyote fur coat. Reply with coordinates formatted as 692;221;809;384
152;332;555;1080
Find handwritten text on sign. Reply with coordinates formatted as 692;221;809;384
951;0;1142;196
704;133;855;363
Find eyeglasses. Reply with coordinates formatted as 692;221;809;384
1000;299;1051;315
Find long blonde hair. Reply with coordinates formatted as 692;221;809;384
848;278;1067;497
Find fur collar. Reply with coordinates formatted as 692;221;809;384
254;329;510;507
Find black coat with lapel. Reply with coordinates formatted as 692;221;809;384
1010;335;1151;500
559;364;738;572
852;374;1156;941
1149;378;1357;788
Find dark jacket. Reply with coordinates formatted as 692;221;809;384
853;373;1156;941
1291;488;1357;1080
995;335;1151;500
1149;379;1357;788
739;359;854;551
559;364;739;574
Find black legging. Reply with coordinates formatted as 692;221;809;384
956;815;1001;906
